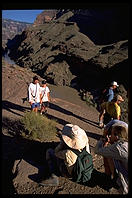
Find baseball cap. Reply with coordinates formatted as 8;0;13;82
111;81;119;87
42;79;47;84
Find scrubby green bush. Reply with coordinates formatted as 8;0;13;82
20;111;57;142
85;96;97;108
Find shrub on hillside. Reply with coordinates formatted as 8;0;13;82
20;111;57;142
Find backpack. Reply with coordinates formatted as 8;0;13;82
71;147;94;184
99;88;109;103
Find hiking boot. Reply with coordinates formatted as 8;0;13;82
39;174;59;186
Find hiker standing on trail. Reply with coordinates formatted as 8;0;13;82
97;81;119;112
94;122;128;194
99;94;124;128
100;81;119;103
39;124;92;186
40;80;50;115
28;76;41;113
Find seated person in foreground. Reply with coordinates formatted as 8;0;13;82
39;124;90;186
94;123;128;194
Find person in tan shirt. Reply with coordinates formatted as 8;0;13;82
39;124;90;186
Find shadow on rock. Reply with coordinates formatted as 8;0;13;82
2;100;30;117
49;102;100;128
1;126;59;195
84;169;114;192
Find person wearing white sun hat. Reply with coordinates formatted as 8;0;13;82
61;124;90;152
39;124;90;186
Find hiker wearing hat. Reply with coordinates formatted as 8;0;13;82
94;122;128;194
106;81;119;102
99;81;119;104
28;76;41;113
39;124;91;186
40;80;50;115
99;94;124;128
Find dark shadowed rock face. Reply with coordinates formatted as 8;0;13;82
33;8;129;45
66;8;129;45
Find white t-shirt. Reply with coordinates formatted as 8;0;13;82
28;82;41;103
40;86;50;102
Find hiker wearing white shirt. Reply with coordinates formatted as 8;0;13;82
28;76;41;113
40;80;50;115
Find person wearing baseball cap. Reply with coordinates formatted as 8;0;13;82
98;81;119;112
40;79;50;115
28;76;41;113
111;81;119;87
99;94;124;128
108;81;119;102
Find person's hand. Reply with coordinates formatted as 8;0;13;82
61;140;69;149
56;131;62;139
106;135;110;143
100;135;108;143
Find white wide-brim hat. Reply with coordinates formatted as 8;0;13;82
62;124;88;150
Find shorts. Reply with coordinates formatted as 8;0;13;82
31;102;40;109
41;101;49;108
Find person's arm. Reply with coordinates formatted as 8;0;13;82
94;139;121;160
47;92;50;102
103;120;115;136
99;103;105;126
39;87;42;104
54;140;68;160
55;141;77;168
114;104;121;120
85;138;90;153
107;89;114;102
28;84;32;104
